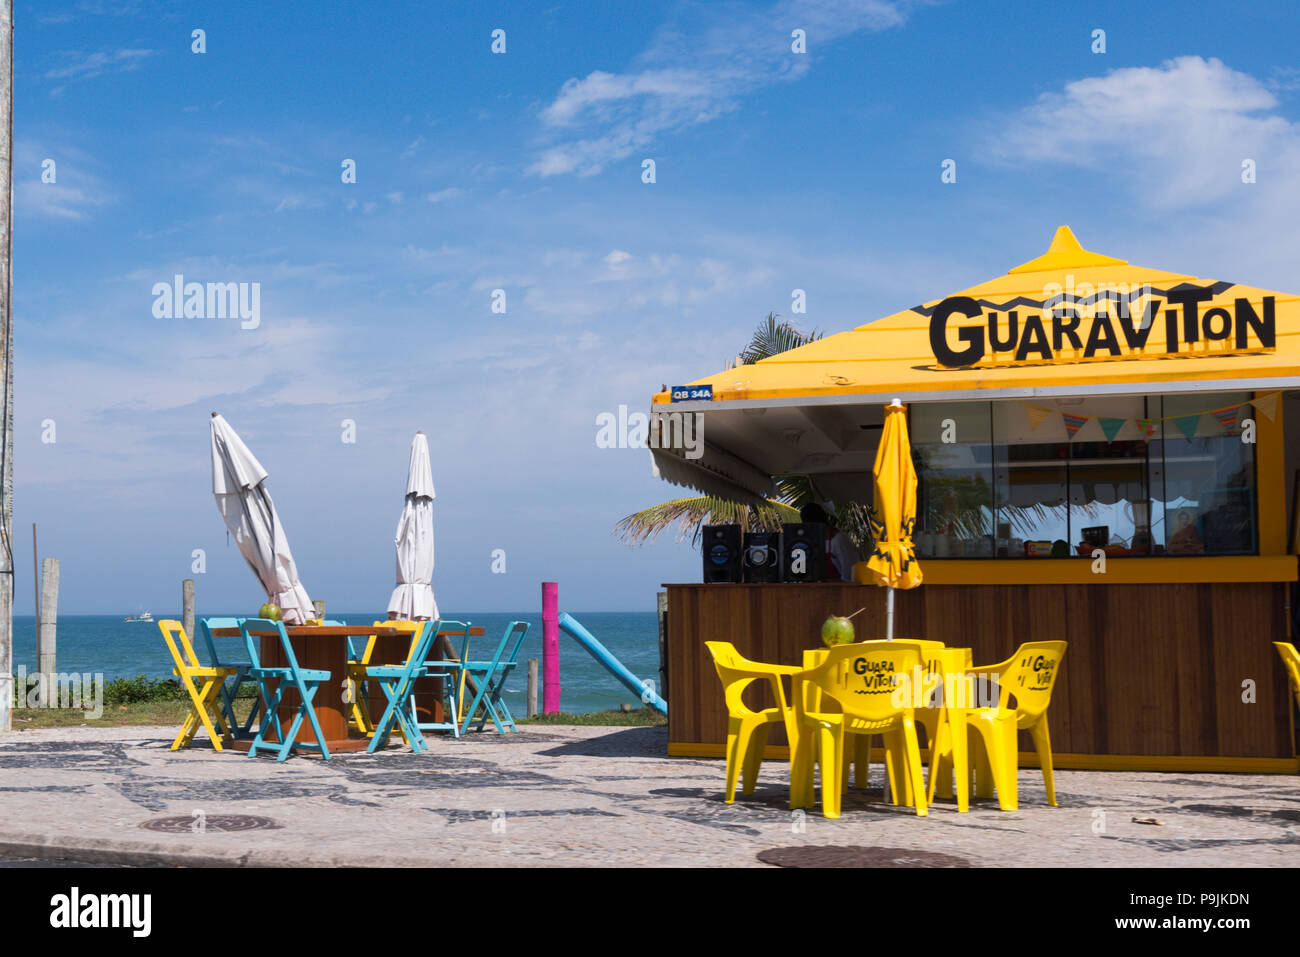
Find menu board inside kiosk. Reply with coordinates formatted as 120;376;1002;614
911;393;1258;559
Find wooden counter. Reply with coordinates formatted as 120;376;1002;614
664;581;1299;772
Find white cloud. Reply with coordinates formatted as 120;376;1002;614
16;180;108;220
13;140;112;220
529;0;911;177
45;47;155;82
426;187;464;203
996;56;1298;209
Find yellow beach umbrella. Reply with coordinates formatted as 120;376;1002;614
865;399;922;638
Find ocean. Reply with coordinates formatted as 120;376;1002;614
10;612;663;715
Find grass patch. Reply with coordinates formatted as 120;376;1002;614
11;700;196;730
519;709;666;727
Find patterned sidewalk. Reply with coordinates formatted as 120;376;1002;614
0;725;1296;867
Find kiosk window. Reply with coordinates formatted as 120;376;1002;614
912;394;1257;559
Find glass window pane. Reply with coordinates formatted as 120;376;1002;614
992;402;1068;556
1154;393;1256;555
1063;397;1152;557
912;402;993;558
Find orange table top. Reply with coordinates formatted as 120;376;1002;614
209;624;486;638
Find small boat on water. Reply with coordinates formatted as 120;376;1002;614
123;611;154;623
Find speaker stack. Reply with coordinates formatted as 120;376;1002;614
781;523;825;582
742;531;782;583
702;524;830;584
701;525;742;583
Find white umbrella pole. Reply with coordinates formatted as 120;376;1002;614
886;586;895;641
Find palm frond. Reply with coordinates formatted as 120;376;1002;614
738;312;822;365
834;501;875;553
774;474;820;507
614;496;801;547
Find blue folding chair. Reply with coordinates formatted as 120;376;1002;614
197;617;261;739
239;617;332;762
363;620;439;753
411;621;473;739
459;621;530;734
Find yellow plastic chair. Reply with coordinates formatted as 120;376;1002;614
804;640;955;809
791;641;932;818
158;620;237;751
915;646;973;810
704;641;801;804
928;640;1068;811
1274;642;1300;711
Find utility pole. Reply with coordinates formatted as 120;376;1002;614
0;0;14;733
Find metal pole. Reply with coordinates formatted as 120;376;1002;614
526;658;538;718
885;586;895;641
0;0;14;733
37;559;57;705
182;579;195;643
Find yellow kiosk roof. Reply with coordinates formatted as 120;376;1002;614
653;227;1300;409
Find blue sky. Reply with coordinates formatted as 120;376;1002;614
14;0;1300;613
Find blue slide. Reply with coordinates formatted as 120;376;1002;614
557;612;668;715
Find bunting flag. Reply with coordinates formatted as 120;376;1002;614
1097;417;1125;443
1017;392;1280;442
1172;414;1201;441
1254;391;1279;421
1213;406;1239;430
1061;412;1087;439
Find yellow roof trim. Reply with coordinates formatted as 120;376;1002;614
1006;225;1127;274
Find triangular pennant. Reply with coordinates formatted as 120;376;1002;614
1172;415;1201;442
1213;406;1240;430
1061;411;1087;439
1137;417;1157;439
1253;392;1279;422
1026;405;1051;431
1097;418;1125;443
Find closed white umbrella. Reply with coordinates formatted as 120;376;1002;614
209;413;315;624
387;431;438;620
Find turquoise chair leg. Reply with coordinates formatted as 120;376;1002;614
459;670;495;735
296;681;331;761
369;677;424;753
495;692;518;733
247;680;285;759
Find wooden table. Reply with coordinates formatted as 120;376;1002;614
212;623;485;754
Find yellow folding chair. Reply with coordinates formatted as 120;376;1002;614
791;641;932;818
346;620;423;736
928;640;1068;811
704;642;801;804
158;620;237;751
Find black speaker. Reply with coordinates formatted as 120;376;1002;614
702;524;741;583
742;531;782;583
782;523;825;582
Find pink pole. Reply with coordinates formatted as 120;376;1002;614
542;581;560;714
